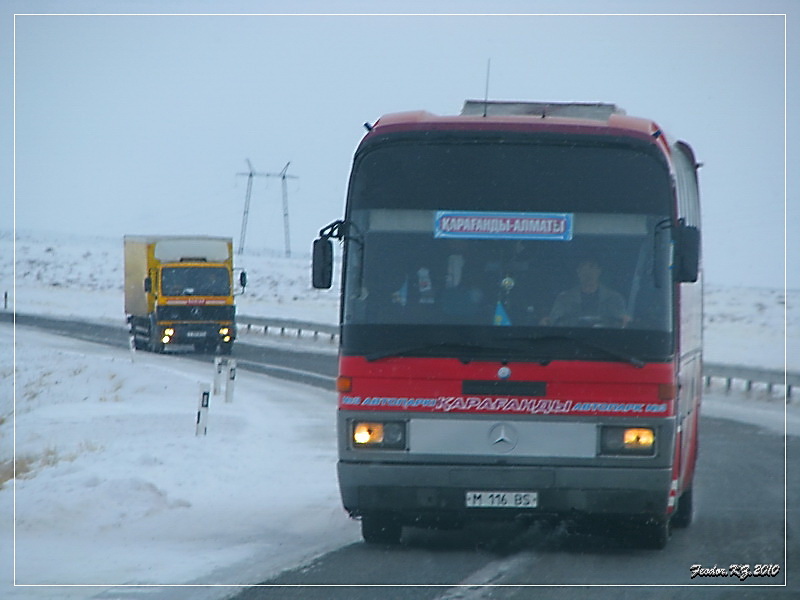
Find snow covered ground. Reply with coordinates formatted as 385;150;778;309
0;230;798;598
3;326;359;597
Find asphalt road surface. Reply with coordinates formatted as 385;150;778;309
227;412;798;599
4;312;797;598
3;311;337;390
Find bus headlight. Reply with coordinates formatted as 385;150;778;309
162;328;175;344
600;426;656;456
352;421;406;450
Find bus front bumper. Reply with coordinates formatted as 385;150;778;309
338;461;672;522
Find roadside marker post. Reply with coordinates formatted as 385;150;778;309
225;360;237;404
196;384;210;436
213;357;225;395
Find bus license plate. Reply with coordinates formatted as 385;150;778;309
465;491;538;509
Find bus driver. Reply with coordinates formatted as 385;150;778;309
543;258;629;328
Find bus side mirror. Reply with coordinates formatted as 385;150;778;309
239;271;247;290
674;223;700;283
312;238;333;289
144;277;152;293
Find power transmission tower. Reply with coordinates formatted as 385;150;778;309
277;162;298;258
235;159;298;257
236;159;271;255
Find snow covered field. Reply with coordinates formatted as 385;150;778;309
1;230;798;598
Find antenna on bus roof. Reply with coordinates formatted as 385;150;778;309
483;58;491;117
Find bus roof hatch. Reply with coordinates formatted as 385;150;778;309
461;100;625;120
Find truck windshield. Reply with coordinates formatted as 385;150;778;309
342;137;675;363
162;266;230;297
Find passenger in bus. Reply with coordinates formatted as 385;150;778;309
439;251;486;322
542;259;629;327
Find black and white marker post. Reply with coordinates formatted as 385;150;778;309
196;384;210;436
225;360;237;404
213;357;225;395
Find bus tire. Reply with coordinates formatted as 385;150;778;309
361;515;402;545
671;487;694;529
641;517;671;550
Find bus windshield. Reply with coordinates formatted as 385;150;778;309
342;139;675;363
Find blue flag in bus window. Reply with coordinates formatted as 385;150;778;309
494;301;511;326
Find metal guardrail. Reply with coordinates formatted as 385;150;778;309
704;362;798;401
238;315;339;341
237;316;797;401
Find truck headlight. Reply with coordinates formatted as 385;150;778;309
600;426;656;456
352;421;406;450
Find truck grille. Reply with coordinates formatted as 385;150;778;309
156;305;235;322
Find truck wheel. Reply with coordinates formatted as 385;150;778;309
361;515;402;545
671;487;694;529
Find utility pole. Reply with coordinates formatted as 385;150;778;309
236;159;271;255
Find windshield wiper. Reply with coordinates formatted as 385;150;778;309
503;334;646;368
366;336;645;368
366;341;526;362
569;338;645;368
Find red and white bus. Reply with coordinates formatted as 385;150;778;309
313;100;702;549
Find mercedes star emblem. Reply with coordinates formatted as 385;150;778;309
497;366;512;379
488;422;518;453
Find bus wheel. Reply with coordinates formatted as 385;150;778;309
361;515;402;545
672;487;694;529
640;517;671;550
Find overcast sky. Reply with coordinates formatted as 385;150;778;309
2;0;797;289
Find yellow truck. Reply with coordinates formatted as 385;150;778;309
124;235;246;354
